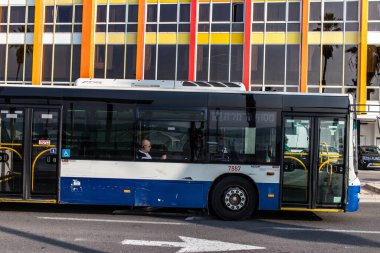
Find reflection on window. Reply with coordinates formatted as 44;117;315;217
367;45;380;100
265;45;285;85
209;109;279;164
322;45;343;86
344;45;358;87
63;102;135;160
196;45;209;81
210;45;229;81
144;45;156;80
251;45;264;84
7;44;33;82
147;3;190;33
157;45;176;80
308;45;321;86
139;109;205;162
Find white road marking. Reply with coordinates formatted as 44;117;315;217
38;216;187;226
274;227;380;234
121;236;265;253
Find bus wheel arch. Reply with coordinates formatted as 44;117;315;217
208;174;258;220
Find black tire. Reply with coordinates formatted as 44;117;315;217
210;176;257;220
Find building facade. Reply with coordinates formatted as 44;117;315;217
0;0;379;144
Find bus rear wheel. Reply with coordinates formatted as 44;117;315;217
210;176;257;220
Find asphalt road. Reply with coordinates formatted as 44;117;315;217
0;202;379;253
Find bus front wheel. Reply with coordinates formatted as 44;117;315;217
210;176;257;220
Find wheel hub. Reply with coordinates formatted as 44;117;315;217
224;187;247;211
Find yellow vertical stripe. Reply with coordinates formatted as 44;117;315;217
359;0;368;112
32;0;44;85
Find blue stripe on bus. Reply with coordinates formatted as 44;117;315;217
256;183;280;210
60;177;280;211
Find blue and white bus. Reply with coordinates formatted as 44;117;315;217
0;79;360;220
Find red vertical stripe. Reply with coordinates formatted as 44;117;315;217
188;0;198;81
243;0;252;91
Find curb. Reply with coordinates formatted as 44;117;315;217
363;183;380;194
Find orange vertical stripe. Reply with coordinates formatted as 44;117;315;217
32;0;44;85
136;0;146;80
243;0;252;91
80;0;95;78
299;0;309;93
358;0;368;113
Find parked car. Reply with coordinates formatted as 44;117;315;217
359;145;380;170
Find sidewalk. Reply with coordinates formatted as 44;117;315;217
360;182;380;202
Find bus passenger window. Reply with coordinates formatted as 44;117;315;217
137;109;205;162
209;108;279;164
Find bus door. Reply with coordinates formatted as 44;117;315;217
281;115;346;209
0;107;61;201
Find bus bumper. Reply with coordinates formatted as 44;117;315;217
346;177;360;212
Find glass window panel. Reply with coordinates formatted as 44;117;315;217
44;25;54;32
251;45;264;84
230;45;243;82
106;45;124;79
309;23;320;31
199;4;210;22
159;24;177;32
108;24;125;32
109;5;126;23
97;5;107;23
369;22;380;31
45;6;54;23
128;5;138;22
27;25;34;32
24;44;33;81
43;45;53;81
252;23;264;31
125;45;137;79
0;45;5;80
96;24;106;32
232;23;244;32
72;45;81;82
196;45;209;81
147;4;157;22
322;45;343;86
232;3;244;22
288;23;300;32
288;2;300;21
144;45;156;80
146;24;157;32
308;45;321;85
7;44;30;81
9;25;25;33
160;4;177;22
344;46;358;87
55;24;72;33
54;45;71;82
266;23;286;32
265;45;285;85
286;45;300;85
94;45;106;78
198;24;209;32
210;45;229;81
127;24;138;32
157;45;176;80
253;3;264;21
209;109;279;164
212;3;230;22
56;6;73;23
177;45;189;81
211;23;230;32
75;5;82;23
267;3;286;21
369;2;380;20
346;1;358;21
10;6;25;23
0;7;7;23
309;2;321;21
345;22;359;31
323;22;342;32
324;2;343;21
367;45;380;86
180;4;190;22
74;24;82;32
28;6;35;24
178;24;190;32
